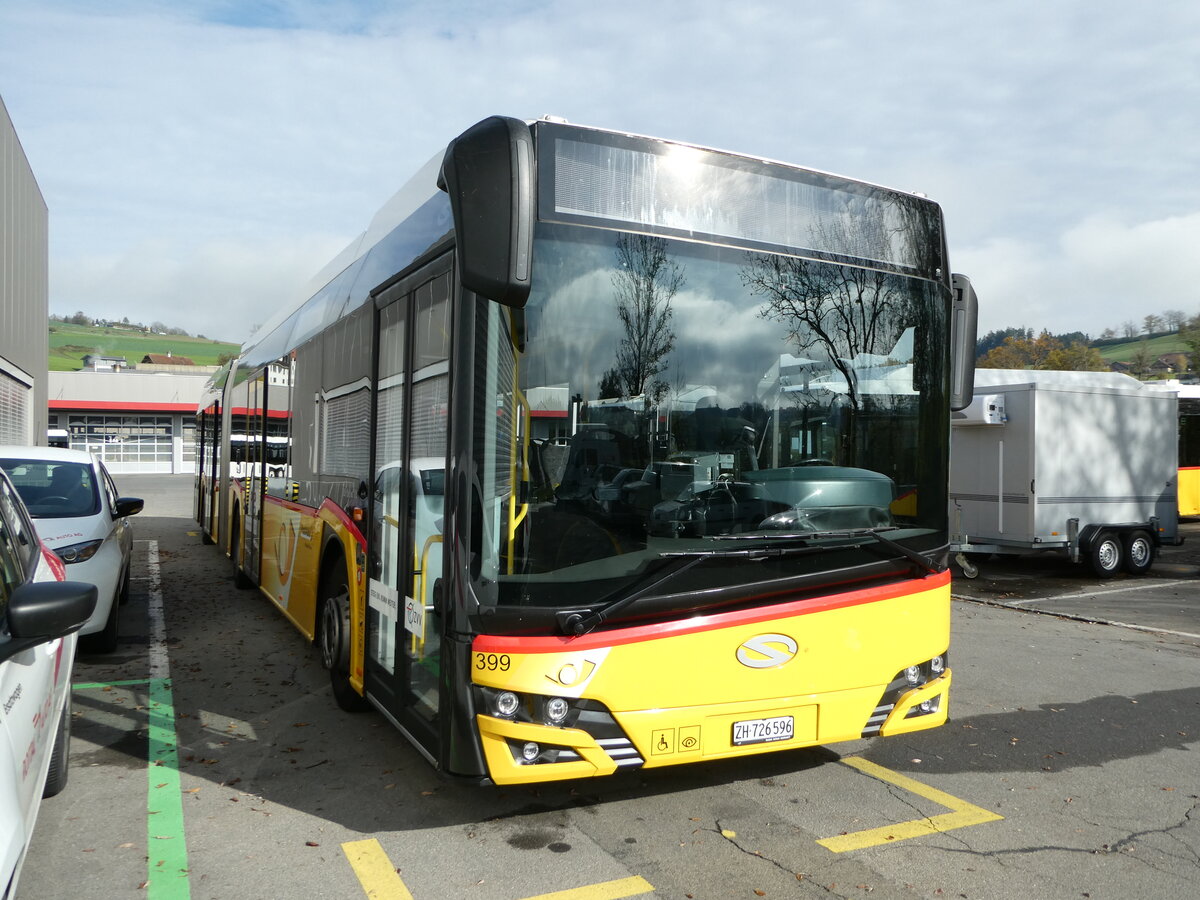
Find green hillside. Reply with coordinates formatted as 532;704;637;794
1095;334;1190;365
48;322;240;372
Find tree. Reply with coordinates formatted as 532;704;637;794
1122;320;1137;339
609;234;682;399
1129;339;1155;375
978;331;1063;369
1142;314;1164;334
598;367;623;400
1164;309;1187;332
1044;341;1107;371
976;327;1032;360
743;251;913;413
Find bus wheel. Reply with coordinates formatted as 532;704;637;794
1123;530;1154;576
319;573;369;712
1087;531;1123;578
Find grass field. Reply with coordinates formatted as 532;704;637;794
48;322;240;372
1096;333;1190;364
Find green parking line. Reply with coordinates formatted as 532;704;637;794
73;675;189;896
147;675;189;898
73;678;152;690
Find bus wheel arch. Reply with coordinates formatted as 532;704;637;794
317;542;369;712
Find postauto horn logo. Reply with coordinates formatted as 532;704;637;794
736;633;798;669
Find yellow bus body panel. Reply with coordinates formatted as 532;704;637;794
475;573;951;785
259;497;323;639
1179;467;1200;516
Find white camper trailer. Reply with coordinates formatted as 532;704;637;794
950;370;1180;578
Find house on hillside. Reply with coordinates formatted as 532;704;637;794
83;354;128;372
141;352;195;366
1151;353;1190;375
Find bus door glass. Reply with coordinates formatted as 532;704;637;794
243;371;266;583
367;258;452;750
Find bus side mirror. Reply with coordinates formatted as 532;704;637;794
949;273;978;412
438;116;535;309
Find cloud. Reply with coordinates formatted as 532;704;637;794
955;211;1200;337
51;232;348;341
4;0;1200;345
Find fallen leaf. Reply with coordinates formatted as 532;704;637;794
721;829;736;839
305;841;320;847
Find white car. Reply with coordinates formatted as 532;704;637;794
0;468;97;895
0;448;142;653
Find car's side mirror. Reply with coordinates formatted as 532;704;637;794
114;497;144;517
1;580;98;664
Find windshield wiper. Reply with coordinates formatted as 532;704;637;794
557;555;706;637
709;527;944;575
556;528;943;638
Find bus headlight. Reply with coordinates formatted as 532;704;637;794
543;697;570;725
903;665;922;686
493;691;520;718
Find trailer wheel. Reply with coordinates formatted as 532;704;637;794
1087;531;1123;578
1123;530;1154;576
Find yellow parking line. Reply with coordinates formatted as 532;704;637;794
817;757;1003;853
522;876;655;900
343;839;415;900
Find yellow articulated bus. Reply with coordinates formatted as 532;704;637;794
195;116;978;785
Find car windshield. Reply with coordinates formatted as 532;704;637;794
0;459;100;518
471;223;950;612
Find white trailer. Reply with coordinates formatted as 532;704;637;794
950;370;1180;578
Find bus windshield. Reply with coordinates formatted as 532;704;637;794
474;222;950;614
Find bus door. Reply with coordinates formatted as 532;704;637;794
242;371;266;583
365;255;452;759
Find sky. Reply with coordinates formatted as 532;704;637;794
1;0;1198;345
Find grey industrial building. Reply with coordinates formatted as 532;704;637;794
1;94;49;445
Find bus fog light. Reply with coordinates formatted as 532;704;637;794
521;741;540;762
494;691;520;718
920;697;940;713
930;655;945;675
544;697;569;725
903;665;922;686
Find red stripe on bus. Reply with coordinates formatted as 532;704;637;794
473;569;951;653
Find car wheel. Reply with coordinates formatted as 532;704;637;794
43;697;72;798
118;561;132;605
82;592;120;654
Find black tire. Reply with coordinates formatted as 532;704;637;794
82;592;120;654
118;561;132;605
1087;531;1123;578
43;697;71;798
319;566;369;712
1123;530;1154;576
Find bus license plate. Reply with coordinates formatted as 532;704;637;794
732;715;794;746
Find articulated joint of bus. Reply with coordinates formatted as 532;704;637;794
474;688;639;784
862;651;951;738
